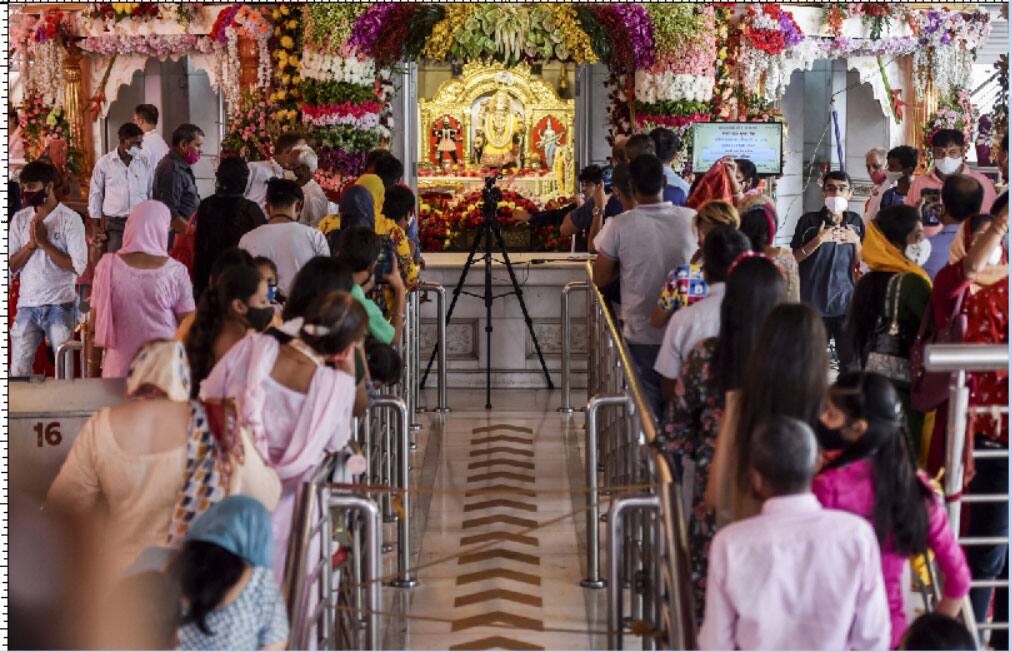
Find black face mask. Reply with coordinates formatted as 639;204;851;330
815;422;850;452
21;188;48;208
244;306;275;332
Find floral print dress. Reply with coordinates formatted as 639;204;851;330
659;337;724;624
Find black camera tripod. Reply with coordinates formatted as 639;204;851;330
420;175;554;409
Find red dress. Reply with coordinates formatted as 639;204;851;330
964;276;1009;447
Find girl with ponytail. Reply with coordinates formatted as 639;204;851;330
813;371;971;648
185;265;273;396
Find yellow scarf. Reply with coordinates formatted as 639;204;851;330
355;174;396;235
861;220;931;283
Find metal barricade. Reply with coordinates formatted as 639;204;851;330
926;343;1009;645
559;280;591;413
417;281;449;413
578;262;696;650
285;455;383;650
55;340;83;380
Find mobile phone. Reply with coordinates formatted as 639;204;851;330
921;189;942;226
374;238;395;285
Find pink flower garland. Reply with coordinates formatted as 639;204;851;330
300;101;384;129
79;34;215;59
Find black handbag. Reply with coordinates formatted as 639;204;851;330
865;273;912;388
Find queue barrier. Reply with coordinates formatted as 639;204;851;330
576;262;697;650
926;343;1010;647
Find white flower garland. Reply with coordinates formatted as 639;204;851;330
26;39;65;107
634;70;714;104
301;49;376;86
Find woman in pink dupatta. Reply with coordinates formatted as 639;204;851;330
199;290;366;580
91;200;195;378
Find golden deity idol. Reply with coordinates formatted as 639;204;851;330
480;90;524;168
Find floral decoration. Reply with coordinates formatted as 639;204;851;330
303;4;366;57
591;4;655;73
79;34;215;59
301;100;384;130
211;4;274;114
221;91;285;161
737;4;805;104
269;4;302;123
910;9;992;102
418;188;564;252
991;54;1008;160
923;90;978;163
21;93;83;175
23;11;71;107
301;50;376;86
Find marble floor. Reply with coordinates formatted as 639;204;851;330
378;389;610;651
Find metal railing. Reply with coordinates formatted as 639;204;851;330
926;343;1010;646
55;340;83;380
417;281;449;413
559;280;591;413
578;262;696;650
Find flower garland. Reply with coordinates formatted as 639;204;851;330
923;90;978;163
991;54;1008;159
301;101;384;130
79;34;215;59
909;9;991;102
635;6;716;105
422;4;473;61
24;12;71;107
303;3;366;57
269;4;302;123
711;6;738;122
737;4;805;104
301;50;376;86
21;93;83;174
221;92;281;161
591;4;655;73
211;4;274;115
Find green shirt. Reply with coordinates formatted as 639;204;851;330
351;284;394;344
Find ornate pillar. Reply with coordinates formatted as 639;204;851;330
238;35;260;93
63;39;94;187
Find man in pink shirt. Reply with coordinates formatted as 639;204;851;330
907;129;998;237
698;416;890;651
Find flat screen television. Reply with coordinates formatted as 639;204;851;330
692;122;784;176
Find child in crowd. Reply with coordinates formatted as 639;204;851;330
900;613;976;651
253;255;282;306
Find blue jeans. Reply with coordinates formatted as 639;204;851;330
966;437;1009;648
10;302;77;377
627;343;663;421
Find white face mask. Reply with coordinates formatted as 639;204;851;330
885;170;904;183
824;196;849;215
935;156;963;175
905;239;932;267
987;243;1005;267
127;146;143;159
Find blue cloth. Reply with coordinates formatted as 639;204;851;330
791;209;865;318
406;217;422;263
924;224;961;280
338;185;375;230
604;195;625;219
663;167;691;198
879;187;907;210
187;496;275;568
663;184;686;207
177;566;289;651
627;343;664;420
10;302;76;377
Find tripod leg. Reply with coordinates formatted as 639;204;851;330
483;224;494;410
491;223;555;390
420;223;485;388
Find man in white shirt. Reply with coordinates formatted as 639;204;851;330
291;145;328;228
698;416;891;651
245;132;307;209
238;178;329;296
593;154;696;417
9;160;89;377
655;227;751;394
88;122;152;253
133;104;170;170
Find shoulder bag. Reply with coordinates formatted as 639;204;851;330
865;273;913;389
910;288;969;411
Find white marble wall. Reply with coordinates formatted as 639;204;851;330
417;253;590;389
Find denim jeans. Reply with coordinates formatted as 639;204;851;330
627;343;663;421
966;437;1009;648
10;302;76;377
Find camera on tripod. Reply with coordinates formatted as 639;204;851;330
482;174;503;221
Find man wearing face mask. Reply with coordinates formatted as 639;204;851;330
290;145;328;228
153;123;205;243
88;122;152;254
878;146;920;213
906;129;997;220
792;171;864;353
9;161;89;377
862;148;889;224
245;132;307;210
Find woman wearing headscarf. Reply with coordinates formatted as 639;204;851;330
171;497;289;651
738;195;801;302
90;200;196;378
200;290;367;578
193;157;267;299
356;168;419;310
316;185;375;255
844;204;933;459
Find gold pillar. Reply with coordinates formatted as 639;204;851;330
63;39;93;188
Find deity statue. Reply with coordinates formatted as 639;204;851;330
479;90;524;168
472;129;486;165
432;116;461;164
553;141;574;196
540;121;562;169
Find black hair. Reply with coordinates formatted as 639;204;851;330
992;190;1008;218
739;206;774;251
734;158;759;191
253;256;278;277
365;149;390;171
822;372;932;554
1002;131;1008;153
611;164;632;200
823;170;851;187
275;132;304;156
171;123;204;147
968;212;994;235
735;304;829;499
19;160;58;187
901;613;976;651
383;185;415;222
283;257;354;321
365;340;403;386
118;122;144;141
874;204;921;250
887;145;919;171
209;247;255;286
109;571;182;650
335;226;381;273
169;541;245;637
701;225;751;284
265;178;304;211
373;155;404;188
932;129;965;149
713;256;787;394
215;156;250;196
624;134;656;161
942;174;985;222
577;164;604;185
649;127;680;164
134;104;159;126
750;416;818;496
186;265;263;396
300;291;368;357
629;154;665;197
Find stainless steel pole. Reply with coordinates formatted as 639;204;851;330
583;394;628;588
